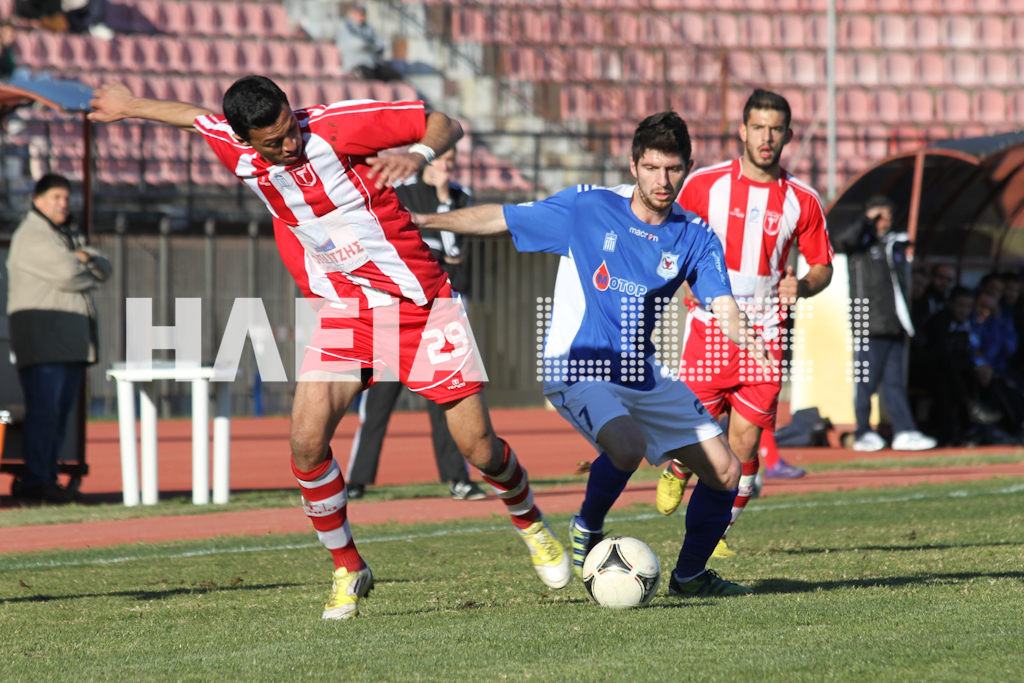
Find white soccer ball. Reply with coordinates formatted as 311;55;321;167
582;536;661;609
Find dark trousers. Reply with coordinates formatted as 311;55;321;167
346;381;468;486
854;335;916;436
16;362;84;488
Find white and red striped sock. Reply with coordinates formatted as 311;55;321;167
724;458;760;538
480;440;541;530
670;459;694;484
292;451;364;571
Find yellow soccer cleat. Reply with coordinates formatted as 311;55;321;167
322;565;374;620
656;468;686;516
518;518;571;589
711;539;736;559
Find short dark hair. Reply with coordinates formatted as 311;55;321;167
743;88;791;128
32;173;71;197
865;194;895;212
222;76;290;140
631;111;691;164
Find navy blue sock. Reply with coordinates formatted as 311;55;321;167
674;481;737;579
578;453;633;532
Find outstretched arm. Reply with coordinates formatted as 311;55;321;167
413;204;508;236
88;81;212;132
366;110;464;188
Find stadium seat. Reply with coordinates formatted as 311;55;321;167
902;88;935;121
948;53;980;86
976;16;1007;49
941;14;975;49
729;52;756;83
675;11;705;44
849;53;880;86
187;1;219;37
916;52;947;86
873;89;903;124
741;14;773;48
775;14;806;47
758;52;786;84
881;52;916;86
839;14;874;49
838;89;872;124
708;12;740;48
910;15;941;48
859;124;889;161
972;90;1008;125
786;51;821;85
980;53;1012;86
935;88;971;124
876;15;910;49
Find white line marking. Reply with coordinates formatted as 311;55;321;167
2;482;1022;572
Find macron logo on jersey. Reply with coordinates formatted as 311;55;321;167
593;261;649;296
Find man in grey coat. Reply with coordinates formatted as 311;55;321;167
6;173;110;503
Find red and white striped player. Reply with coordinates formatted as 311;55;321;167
88;76;570;619
657;89;834;557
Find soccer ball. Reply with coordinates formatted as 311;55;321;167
582;536;661;609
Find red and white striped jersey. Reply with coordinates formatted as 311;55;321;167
194;100;446;308
678;158;833;333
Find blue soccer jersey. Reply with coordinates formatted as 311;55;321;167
504;184;732;391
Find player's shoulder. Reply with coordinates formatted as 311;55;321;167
781;168;824;203
690;159;734;178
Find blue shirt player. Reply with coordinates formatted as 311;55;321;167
416;111;771;597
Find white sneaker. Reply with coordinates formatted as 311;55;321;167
892;430;937;451
852;430;886;452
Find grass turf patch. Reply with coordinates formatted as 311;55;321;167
1;479;1022;680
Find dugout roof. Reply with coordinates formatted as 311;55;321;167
0;77;96;235
825;130;1024;271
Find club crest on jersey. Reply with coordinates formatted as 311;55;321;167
603;231;617;252
656;251;680;280
290;163;319;187
764;210;783;236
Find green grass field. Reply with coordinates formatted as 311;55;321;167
2;478;1023;681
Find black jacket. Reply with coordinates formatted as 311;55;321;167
394;177;472;295
834;214;913;337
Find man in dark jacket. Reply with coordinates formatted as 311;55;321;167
834;194;936;452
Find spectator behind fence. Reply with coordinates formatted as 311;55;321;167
0;21;17;79
5;173;111;504
834;194;936;452
335;2;401;81
14;0;112;38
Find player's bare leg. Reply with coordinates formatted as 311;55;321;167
444;392;570;588
290;378;373;619
665;436;751;596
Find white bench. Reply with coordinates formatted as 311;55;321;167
106;363;231;506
